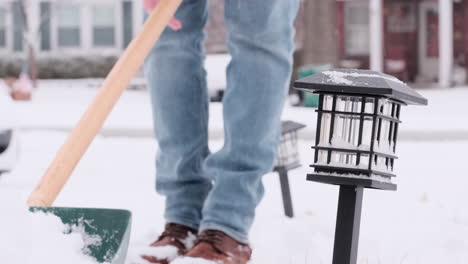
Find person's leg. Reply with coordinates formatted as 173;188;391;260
144;0;210;231
199;0;300;243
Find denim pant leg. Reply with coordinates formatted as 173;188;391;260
199;0;300;243
144;0;210;231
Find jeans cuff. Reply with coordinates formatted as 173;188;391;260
166;216;201;231
199;221;249;244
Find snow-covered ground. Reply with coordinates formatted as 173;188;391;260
1;132;467;263
1;55;468;263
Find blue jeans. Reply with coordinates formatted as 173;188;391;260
144;0;299;243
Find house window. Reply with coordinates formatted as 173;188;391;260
57;4;80;47
92;5;115;46
388;3;416;33
344;2;370;56
0;8;6;47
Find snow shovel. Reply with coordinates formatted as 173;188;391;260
26;0;182;263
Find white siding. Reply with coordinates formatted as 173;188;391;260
0;0;141;58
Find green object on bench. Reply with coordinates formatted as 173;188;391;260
298;64;332;107
30;207;132;264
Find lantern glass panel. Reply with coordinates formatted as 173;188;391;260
361;116;373;149
335;96;346;112
374;155;389;172
352;97;362;113
330;151;357;168
332;114;361;149
323;95;334;111
389;159;395;171
276;132;300;167
374;119;394;154
319;113;332;145
336;96;362;113
358;154;370;169
364;97;376;114
392;104;400;118
317;150;328;164
378;99;393;117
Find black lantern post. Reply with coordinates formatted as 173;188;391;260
294;69;427;264
273;120;306;218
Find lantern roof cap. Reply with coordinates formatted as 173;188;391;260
281;120;306;135
294;69;428;105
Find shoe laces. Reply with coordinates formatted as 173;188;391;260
159;223;195;241
195;230;227;255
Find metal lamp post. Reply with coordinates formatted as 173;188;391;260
273;120;306;218
294;69;427;264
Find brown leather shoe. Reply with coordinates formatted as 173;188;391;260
172;230;252;264
141;223;198;264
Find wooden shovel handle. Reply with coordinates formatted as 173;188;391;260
27;0;182;207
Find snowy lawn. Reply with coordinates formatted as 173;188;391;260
0;130;467;263
5;75;468;141
1;64;467;262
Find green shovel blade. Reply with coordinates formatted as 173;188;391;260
30;207;132;264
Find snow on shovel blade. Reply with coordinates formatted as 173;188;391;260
30;207;132;264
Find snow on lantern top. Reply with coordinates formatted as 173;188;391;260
294;69;428;106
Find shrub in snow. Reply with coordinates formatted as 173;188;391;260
0;56;118;79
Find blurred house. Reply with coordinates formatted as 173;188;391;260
0;1;141;58
0;0;464;87
0;0;232;78
0;0;143;78
336;0;463;86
